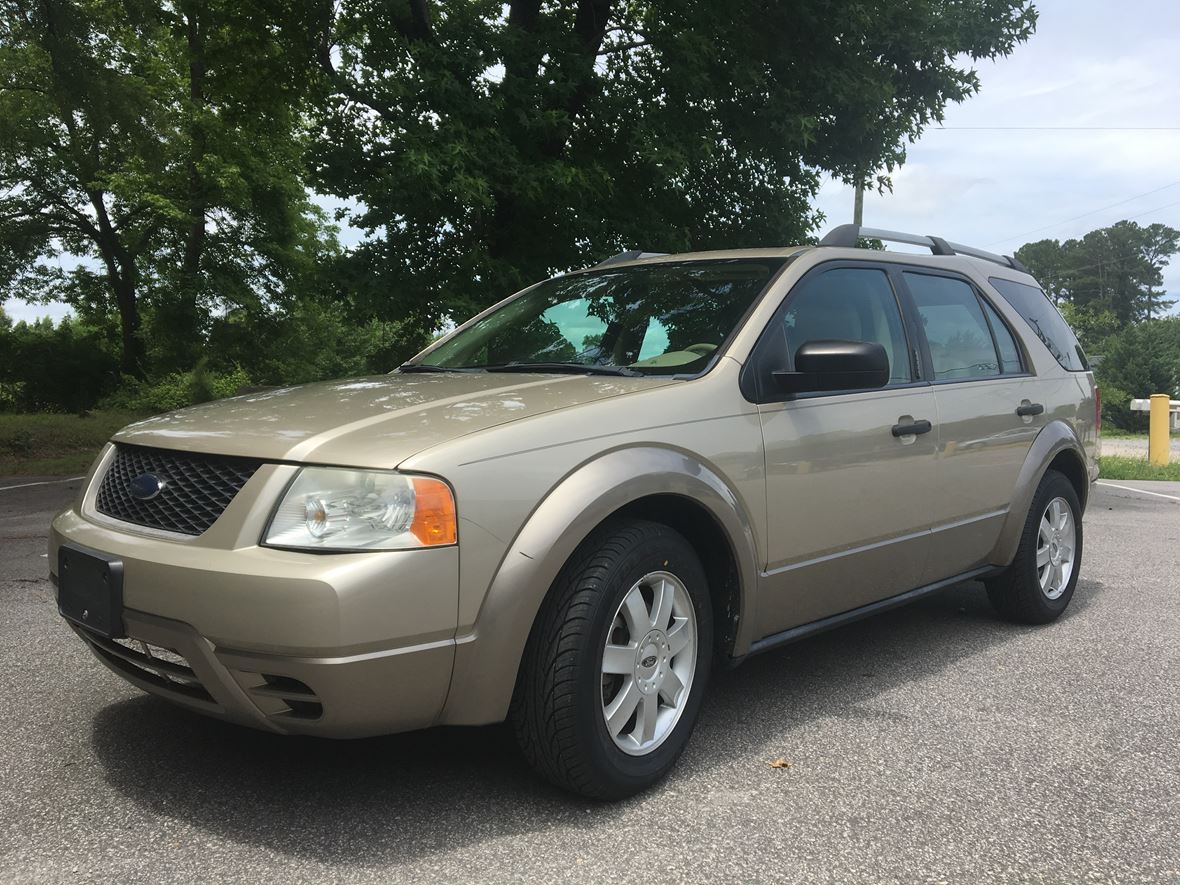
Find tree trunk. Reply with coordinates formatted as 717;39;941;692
173;5;208;368
111;270;145;377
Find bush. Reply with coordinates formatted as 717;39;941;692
0;316;121;412
99;363;252;414
1095;317;1180;430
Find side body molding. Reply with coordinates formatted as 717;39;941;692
988;419;1090;568
438;446;762;726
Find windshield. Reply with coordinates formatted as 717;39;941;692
410;259;786;376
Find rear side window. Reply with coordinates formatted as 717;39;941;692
988;277;1089;371
980;298;1024;374
904;272;1000;381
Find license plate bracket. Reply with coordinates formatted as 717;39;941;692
57;545;124;638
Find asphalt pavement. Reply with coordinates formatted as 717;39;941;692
1;476;1177;883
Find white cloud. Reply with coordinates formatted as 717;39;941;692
813;0;1180;303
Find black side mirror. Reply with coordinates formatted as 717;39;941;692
773;339;890;394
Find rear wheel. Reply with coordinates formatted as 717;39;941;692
511;518;712;799
986;469;1083;624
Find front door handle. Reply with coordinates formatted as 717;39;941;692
891;419;933;437
1016;402;1045;417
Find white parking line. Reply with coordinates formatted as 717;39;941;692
0;476;85;493
1097;481;1180;502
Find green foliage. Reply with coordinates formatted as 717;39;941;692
2;1;1044;414
205;299;430;386
1016;222;1180;343
1058;301;1121;354
1094;317;1180;431
98;362;251;414
1098;456;1180;483
308;0;1038;330
0;0;333;377
0;315;121;412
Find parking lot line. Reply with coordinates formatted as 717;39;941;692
1096;480;1180;502
0;476;85;493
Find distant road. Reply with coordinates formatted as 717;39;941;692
1102;436;1180;458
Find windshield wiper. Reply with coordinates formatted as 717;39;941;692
482;362;642;377
398;363;481;373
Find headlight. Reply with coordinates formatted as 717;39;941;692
263;468;457;551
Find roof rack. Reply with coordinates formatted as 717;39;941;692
818;224;1029;273
593;250;670;268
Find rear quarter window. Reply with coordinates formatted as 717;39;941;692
987;277;1090;372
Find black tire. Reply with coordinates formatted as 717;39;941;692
511;518;713;800
986;469;1083;624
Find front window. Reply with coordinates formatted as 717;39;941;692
411;259;786;376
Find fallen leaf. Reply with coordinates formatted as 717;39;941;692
767;758;792;770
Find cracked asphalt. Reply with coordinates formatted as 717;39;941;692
1;476;1177;883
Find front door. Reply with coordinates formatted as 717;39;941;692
749;263;939;637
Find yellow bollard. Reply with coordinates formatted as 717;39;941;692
1148;394;1170;466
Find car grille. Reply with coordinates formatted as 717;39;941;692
96;444;262;536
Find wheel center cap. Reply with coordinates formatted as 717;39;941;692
635;630;668;693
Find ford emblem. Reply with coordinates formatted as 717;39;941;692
129;472;165;501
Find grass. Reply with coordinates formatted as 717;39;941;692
0;411;149;477
1098;455;1180;482
1099;425;1148;439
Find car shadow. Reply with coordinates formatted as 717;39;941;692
90;577;1100;867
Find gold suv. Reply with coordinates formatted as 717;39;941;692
51;225;1099;799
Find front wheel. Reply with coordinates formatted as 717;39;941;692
986;469;1083;624
511;518;713;799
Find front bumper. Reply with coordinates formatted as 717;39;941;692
49;457;461;738
61;605;454;737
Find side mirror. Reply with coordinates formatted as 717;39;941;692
773;339;890;394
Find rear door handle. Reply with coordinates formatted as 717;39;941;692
1016;402;1045;417
891;419;932;437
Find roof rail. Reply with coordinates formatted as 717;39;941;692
593;250;669;268
818;224;1029;273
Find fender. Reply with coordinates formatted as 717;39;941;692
988;420;1089;568
438;445;761;726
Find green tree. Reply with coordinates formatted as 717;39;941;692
1016;221;1180;333
306;0;1038;329
1094;317;1180;430
0;0;331;377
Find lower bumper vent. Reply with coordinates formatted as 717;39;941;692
243;673;323;721
83;633;214;703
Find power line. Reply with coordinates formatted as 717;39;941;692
1016;201;1180;279
986;182;1180;247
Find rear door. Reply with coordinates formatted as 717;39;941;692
746;262;939;636
899;269;1043;583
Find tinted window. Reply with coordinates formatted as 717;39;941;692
980;297;1023;374
988;277;1089;371
784;267;912;385
904;273;999;381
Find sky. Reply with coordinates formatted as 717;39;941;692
812;0;1180;299
5;0;1179;324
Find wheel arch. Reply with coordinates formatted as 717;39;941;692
989;420;1090;568
438;445;761;726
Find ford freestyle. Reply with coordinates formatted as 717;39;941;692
50;224;1099;799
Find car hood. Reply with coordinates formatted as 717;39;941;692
112;372;676;468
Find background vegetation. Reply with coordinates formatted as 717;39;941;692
0;0;1177;440
1015;221;1180;430
2;0;1041;413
